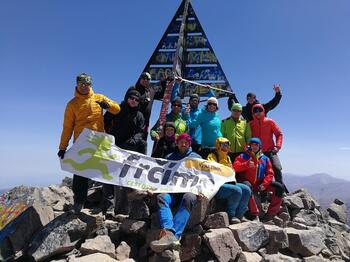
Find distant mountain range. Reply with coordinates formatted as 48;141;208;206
285;173;350;223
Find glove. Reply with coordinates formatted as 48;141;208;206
57;150;66;159
258;184;266;191
96;101;110;109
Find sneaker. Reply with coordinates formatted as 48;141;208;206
72;202;83;214
150;230;180;253
229;217;241;224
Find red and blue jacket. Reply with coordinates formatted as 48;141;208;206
233;151;274;190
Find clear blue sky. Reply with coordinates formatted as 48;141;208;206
1;0;349;188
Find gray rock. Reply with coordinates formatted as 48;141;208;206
80;235;115;258
293;209;318;226
236;251;262;262
283;195;304;210
328;218;350;233
149;249;180;262
287;221;309;230
263;253;302;262
120;219;147;238
229;222;269;252
128;199;150;220
203;212;229;229
264;224;289;254
7;203;54;253
179;233;201;261
69;253;118;261
328;199;348;224
203;228;241;262
27;212;98;261
115;241;131;261
286;227;325;256
187;197;210;227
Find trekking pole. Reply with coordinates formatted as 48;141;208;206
174;76;236;95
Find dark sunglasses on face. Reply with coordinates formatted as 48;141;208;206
129;96;140;102
253;107;263;113
220;142;230;147
208;102;217;106
142;77;151;81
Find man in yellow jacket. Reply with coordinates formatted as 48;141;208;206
58;73;120;213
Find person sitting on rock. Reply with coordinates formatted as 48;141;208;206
151;122;177;158
150;133;202;253
233;138;284;221
57;73;120;213
207;137;251;224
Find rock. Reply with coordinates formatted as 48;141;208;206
120;219;147;238
327;199;348;224
104;220;121;231
149;249;180;262
328;218;350;233
69;253;118;261
115;241;131;261
284;195;304;210
179;233;201;261
203;212;229;229
293;209;318;226
236;251;262;262
294;188;320;209
203;228;240;262
109;229;121;244
263;253;302;262
272;216;284;227
303;255;329;262
7;203;54;253
128;199;150;220
287;221;309;230
264;224;289;254
80;235;115;258
187;197;210;227
286;227;325;256
229;222;269;252
27;212;99;261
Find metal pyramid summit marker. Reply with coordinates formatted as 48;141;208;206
142;0;233;98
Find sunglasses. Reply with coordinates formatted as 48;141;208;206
172;104;182;108
219;142;230;147
247;96;256;100
142;77;151;81
128;96;140;102
208;102;217;106
253;108;263;113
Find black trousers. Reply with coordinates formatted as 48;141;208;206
72;174;89;204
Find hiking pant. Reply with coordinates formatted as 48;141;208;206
157;193;197;239
72;174;89;204
248;181;284;217
264;151;288;193
215;183;251;219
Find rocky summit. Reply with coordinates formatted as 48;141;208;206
0;179;349;262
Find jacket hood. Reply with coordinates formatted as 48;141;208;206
252;104;265;120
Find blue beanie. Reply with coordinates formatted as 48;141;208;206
249;137;262;147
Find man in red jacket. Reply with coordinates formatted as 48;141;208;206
233;138;284;220
249;104;287;192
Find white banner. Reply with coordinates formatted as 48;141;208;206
60;128;236;199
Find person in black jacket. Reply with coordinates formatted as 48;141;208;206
125;72;165;133
103;89;147;215
105;89;146;153
151;122;177;158
227;84;282;121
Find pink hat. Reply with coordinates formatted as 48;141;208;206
176;133;192;146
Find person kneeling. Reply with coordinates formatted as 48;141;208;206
150;133;202;253
207;137;251;224
233;138;284;221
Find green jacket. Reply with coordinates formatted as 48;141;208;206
221;117;251;153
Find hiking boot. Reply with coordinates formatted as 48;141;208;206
240;217;250;222
150;230;180;253
229;217;241;224
72;202;83;214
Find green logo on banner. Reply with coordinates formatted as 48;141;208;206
64;134;117;180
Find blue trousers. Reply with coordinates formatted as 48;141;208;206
216;183;251;219
157;193;197;239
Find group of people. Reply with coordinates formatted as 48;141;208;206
58;72;285;252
